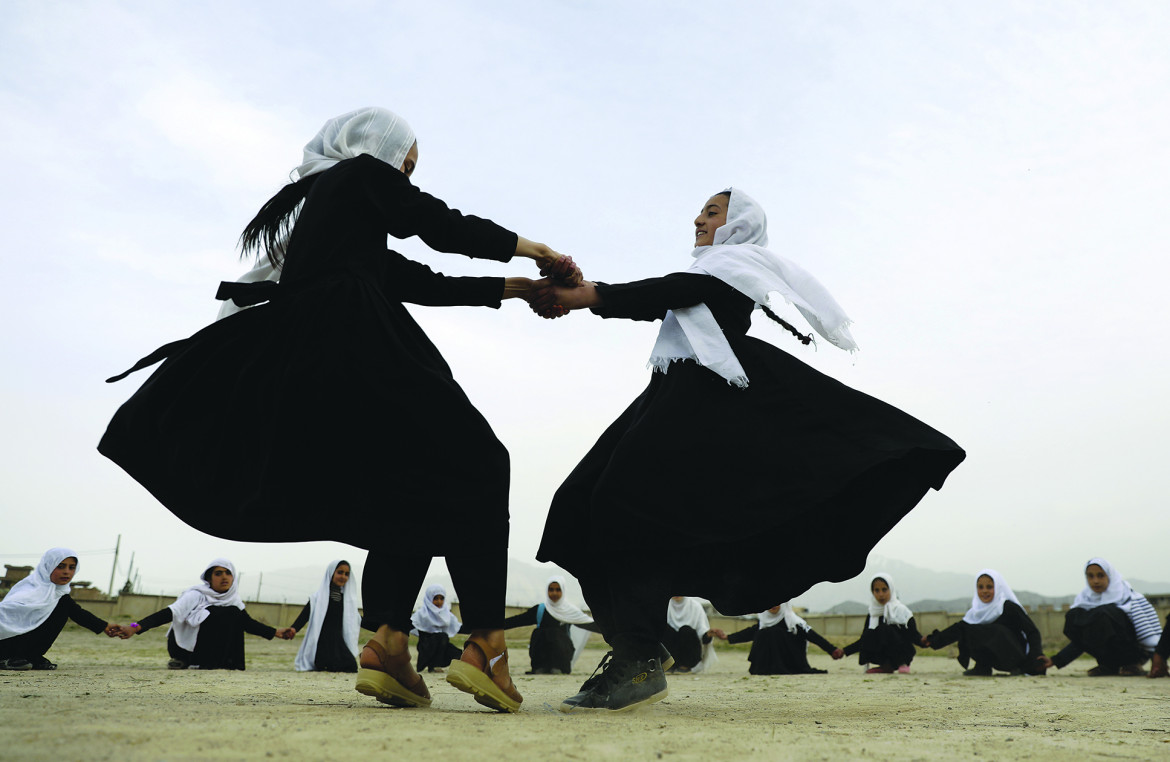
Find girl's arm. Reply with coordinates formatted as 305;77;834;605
923;622;962;650
116;608;173;638
500;606;539;630
725;624;758;644
531;273;744;323
1001;601;1044;661
240;610;281;640
804;628;843;658
61;596;109;636
287;602;311;635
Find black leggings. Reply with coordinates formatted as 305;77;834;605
577;559;670;661
1064;605;1148;668
0;605;68;660
361;551;505;633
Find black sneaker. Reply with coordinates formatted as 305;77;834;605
30;657;57;671
658;643;674;671
167;659;189;670
559;653;667;713
963;664;992;677
0;658;32;671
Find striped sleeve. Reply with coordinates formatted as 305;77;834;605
1126;595;1163;651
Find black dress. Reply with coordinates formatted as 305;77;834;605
842;615;922;669
537;273;966;616
502;605;600;674
927;601;1044;674
415;630;461;672
289;597;357;672
660;625;707;671
0;596;108;662
1052;604;1150;669
98;154;517;555
137;606;275;670
728;622;838;675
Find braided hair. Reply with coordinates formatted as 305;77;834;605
238;174;320;268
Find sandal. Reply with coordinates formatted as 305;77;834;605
355;639;432;708
446;635;523;713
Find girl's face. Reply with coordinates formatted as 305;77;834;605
208;566;234;593
547;583;563;603
432;594;445;608
694;194;729;247
400;142;418;178
1086;564;1110;593
871;578;891;605
976;575;995;604
332;563;351;588
49;557;78;585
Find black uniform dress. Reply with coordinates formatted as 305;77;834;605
660;624;708;671
927;601;1044;674
502;605;602;674
1051;604;1150;670
1157;615;1170;660
536;273;965;655
415;630;462;672
289;591;357;672
728;622;838;675
0;596;108;663
843;615;923;669
99;154;519;631
136;606;275;670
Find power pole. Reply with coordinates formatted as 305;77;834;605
107;534;121;599
123;552;136;592
257;572;263;601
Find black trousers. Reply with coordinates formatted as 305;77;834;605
0;602;69;660
362;552;505;633
1064;605;1148;668
576;560;669;661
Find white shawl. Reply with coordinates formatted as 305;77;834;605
667;596;719;673
217;106;417;320
759;602;810;635
295;559;360;672
866;573;914;629
962;569;1023;625
0;548;77;640
1072;558;1163;651
648;188;857;387
541;575;594;669
167;558;246;652
411;583;462;638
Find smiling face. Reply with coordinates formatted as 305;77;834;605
49;557;78;585
400;141;418;178
207;566;234;593
871;578;891;605
332;563;351;588
1085;564;1110;594
547;582;563;603
432;594;445;608
693;193;729;247
976;574;995;604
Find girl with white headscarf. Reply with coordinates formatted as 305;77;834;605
1042;558;1164;676
725;602;844;675
116;559;293;670
411;584;462;673
662;597;724;674
501;575;599;674
100;107;583;712
285;560;360;672
841;574;925;673
923;569;1046;676
534;188;964;711
0;548;118;670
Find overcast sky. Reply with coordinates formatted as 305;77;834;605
2;1;1168;606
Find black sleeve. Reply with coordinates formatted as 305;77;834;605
905;616;923;643
290;602;311;632
1158;615;1170;659
1051;641;1084;669
242;610;277;640
727;624;759;644
62;596;108;634
1001;601;1044;657
136;608;174;633
357;154;517;263
575;621;604;634
381;251;505;309
926;622;962;650
842;618;869;656
502;606;539;630
804;628;837;654
592;273;739;323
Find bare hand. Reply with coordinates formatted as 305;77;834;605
275;628;296;640
1150;652;1168;678
709;628;727;641
103;623;121;638
1039;656;1055;670
831;648;844;660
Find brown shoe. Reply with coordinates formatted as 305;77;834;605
355;639;431;707
1118;663;1148;677
446;635;523;713
1086;664;1119;677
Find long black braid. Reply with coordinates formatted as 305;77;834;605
238;174;320;268
761;304;815;346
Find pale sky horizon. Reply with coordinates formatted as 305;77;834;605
2;1;1168;606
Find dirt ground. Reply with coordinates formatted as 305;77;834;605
2;629;1168;761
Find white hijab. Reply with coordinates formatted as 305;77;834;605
1072;557;1163;651
411;583;462;638
962;569;1023;625
295;560;360;671
167;558;246;652
217;106;417;320
0;548;77;640
758;602;810;635
648;188;857;387
866;573;913;629
541;575;594;669
667;596;718;673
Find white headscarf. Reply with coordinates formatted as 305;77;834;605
217;107;417;320
411;583;462;638
758;602;810;635
167;558;246;652
866;573;913;629
541;575;594;669
0;548;78;641
648;188;857;387
667;596;719;673
962;569;1023;625
1072;558;1163;651
295;560;360;671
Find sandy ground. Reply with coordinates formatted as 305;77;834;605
2;629;1168;761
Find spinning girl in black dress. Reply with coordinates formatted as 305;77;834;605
99;107;580;712
532;188;965;711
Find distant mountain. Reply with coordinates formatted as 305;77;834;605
824;600;868;615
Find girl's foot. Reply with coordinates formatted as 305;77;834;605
896;665;911;674
355;633;431;708
865;666;893;674
446;631;523;713
1149;653;1168;678
30;657;56;671
1118;663;1148;677
1087;664;1119;677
